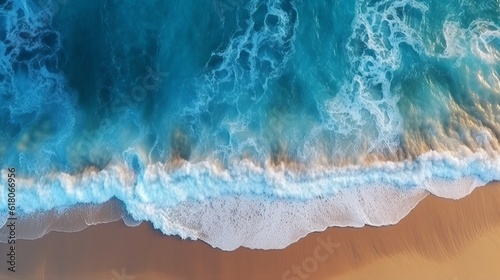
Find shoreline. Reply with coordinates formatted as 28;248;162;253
0;182;498;279
1;154;493;250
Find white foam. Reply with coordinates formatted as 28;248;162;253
441;21;467;58
439;19;500;63
321;0;428;154
0;149;498;250
178;0;299;161
469;21;500;63
158;184;429;250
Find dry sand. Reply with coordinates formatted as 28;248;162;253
1;182;499;280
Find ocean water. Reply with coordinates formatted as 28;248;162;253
1;0;499;250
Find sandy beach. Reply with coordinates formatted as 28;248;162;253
1;182;499;280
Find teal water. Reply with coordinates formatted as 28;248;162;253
1;0;500;249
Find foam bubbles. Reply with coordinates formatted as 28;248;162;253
162;184;429;250
469;21;500;63
178;0;299;162
321;0;428;154
440;20;500;63
441;21;467;58
1;149;499;250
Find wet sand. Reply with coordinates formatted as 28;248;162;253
1;182;499;280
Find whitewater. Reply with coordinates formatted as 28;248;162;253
1;0;499;250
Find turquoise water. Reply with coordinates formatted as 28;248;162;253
1;0;500;249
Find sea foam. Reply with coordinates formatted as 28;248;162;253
0;150;498;250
